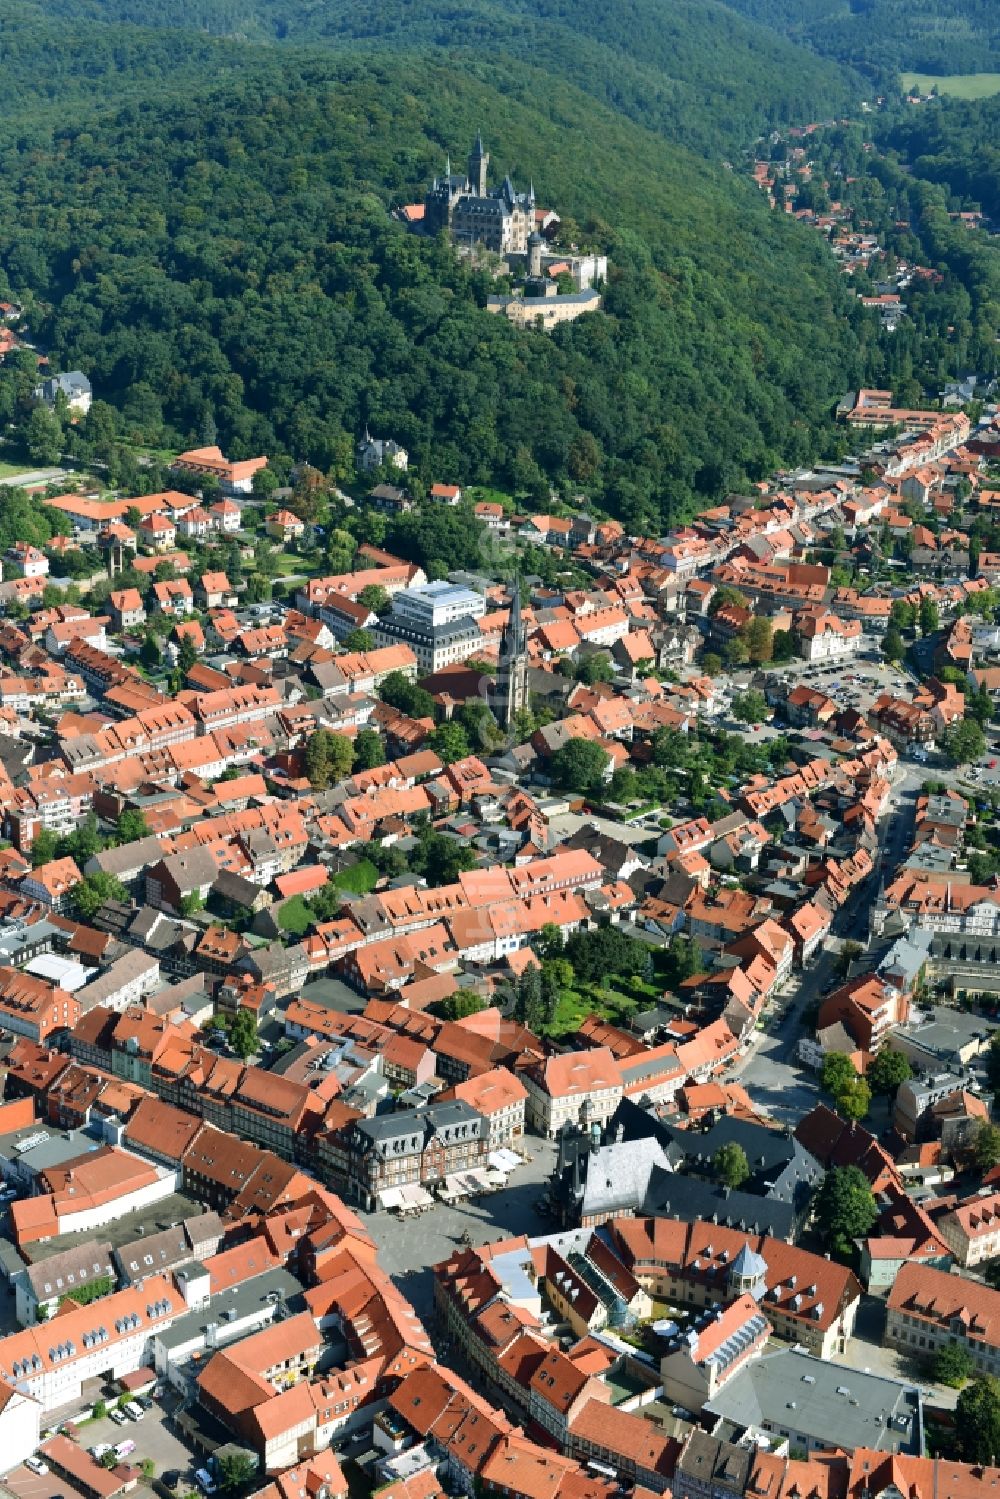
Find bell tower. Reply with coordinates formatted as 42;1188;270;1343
491;573;529;730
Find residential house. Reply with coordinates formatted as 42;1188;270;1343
109;588;146;632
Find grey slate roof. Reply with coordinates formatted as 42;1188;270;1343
578;1137;675;1221
87;837;164;881
25;1239;114;1299
646;1171;797;1242
659;1118;824;1209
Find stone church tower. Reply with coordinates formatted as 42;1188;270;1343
491;574;529;729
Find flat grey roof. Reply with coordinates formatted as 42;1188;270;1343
294;977;366;1015
0;918;62;964
0;1126;100;1173
546;811;657;848
21;1188;208;1264
902;1004;995;1058
704;1348;921;1455
156;1266;305;1353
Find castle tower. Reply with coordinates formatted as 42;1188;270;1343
528;230;543;280
491;573;529;729
468;131;489;197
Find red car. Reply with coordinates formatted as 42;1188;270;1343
990;760;998;769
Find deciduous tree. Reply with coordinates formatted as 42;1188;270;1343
955;1377;1000;1464
867;1047;911;1096
813;1166;877;1261
713;1142;750;1189
550;738;610;796
304;729;354;789
73;871;128;920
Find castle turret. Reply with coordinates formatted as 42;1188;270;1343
468;131;489;197
528;230;543;279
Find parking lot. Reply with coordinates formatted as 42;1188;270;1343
3;1403;195;1499
833;1296;961;1411
74;1403;195;1479
772;652;917;717
362;1138;559;1324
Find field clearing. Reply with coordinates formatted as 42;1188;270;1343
901;71;1000;99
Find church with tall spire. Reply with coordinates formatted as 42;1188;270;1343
490;574;529;729
423;133;535;255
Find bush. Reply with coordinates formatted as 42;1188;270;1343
934;1344;973;1388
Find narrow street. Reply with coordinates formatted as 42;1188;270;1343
728;764;920;1123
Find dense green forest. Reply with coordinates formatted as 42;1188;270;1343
10;0;993;533
0;46;882;530
783;112;1000;390
3;0;860;158
0;4;254;128
876;97;1000;222
719;0;1000;79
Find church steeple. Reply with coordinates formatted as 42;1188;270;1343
491;572;529;730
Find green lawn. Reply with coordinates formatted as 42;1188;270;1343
0;459;33;478
901;71;1000;98
331;858;378;895
545;974;661;1037
466;484;514;509
271;551;305;575
277;894;313;936
116;440;178;463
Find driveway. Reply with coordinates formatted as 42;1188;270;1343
0;468;68;488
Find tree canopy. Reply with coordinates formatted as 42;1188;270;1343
0;14;883;535
550;738;610;796
713;1142;750;1190
813;1166;877;1261
955;1377;1000;1465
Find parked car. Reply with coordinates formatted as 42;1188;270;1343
122;1402;144;1421
195;1469;218;1494
114;1440;136;1461
25;1458;49;1476
109;1409;129;1426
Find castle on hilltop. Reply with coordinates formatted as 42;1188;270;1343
422;133;536;255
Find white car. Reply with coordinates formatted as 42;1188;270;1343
109;1408;129;1425
25;1458;49;1476
122;1402;145;1421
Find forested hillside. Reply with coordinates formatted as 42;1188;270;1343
719;0;1000;79
876;97;1000;221
36;0;860;155
0;4;251;127
0;50;880;531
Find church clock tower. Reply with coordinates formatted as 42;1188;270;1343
491;573;529;729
